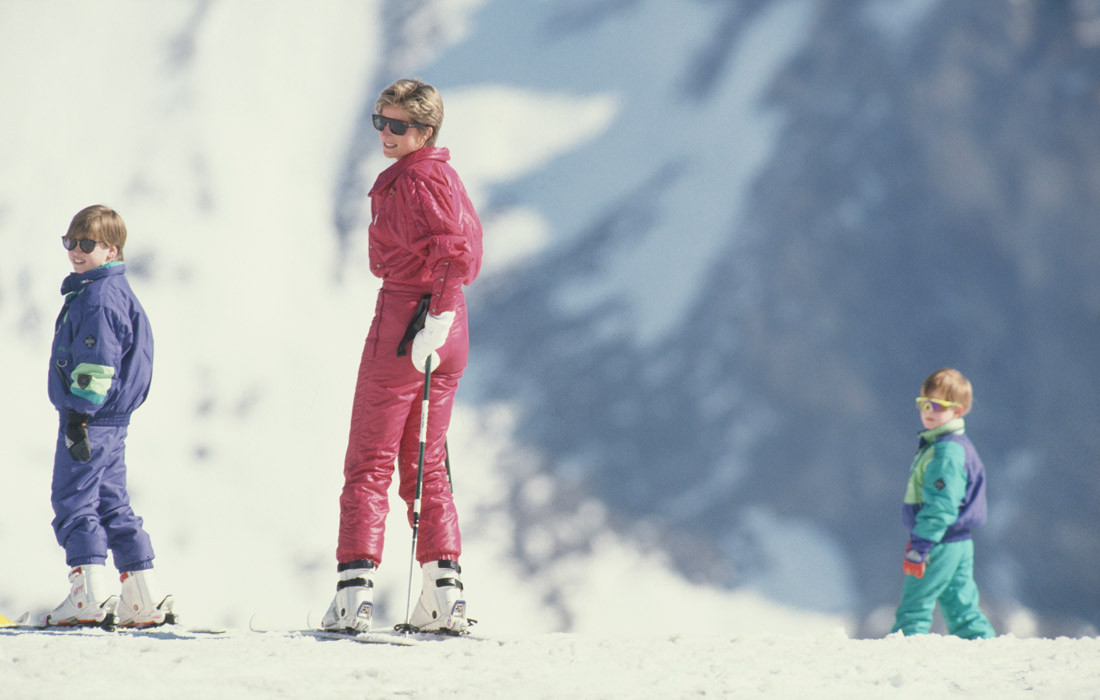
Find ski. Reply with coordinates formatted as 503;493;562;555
118;626;228;638
298;628;421;646
0;613;117;636
116;612;227;635
250;619;482;647
0;611;225;637
0;625;227;638
292;626;484;646
250;611;480;647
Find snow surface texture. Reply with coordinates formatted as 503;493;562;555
2;2;1099;695
2;628;1100;700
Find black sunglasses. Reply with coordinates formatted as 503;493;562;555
62;237;104;254
372;113;428;136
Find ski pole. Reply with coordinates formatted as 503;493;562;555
397;298;453;492
444;440;453;493
396;355;432;634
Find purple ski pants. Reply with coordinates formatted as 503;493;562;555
50;416;155;572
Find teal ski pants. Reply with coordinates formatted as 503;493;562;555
892;539;995;639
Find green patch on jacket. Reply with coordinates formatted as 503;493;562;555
70;362;115;404
903;419;966;505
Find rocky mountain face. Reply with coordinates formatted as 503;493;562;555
2;0;1095;636
402;0;1100;633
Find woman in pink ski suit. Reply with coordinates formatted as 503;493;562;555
323;79;482;635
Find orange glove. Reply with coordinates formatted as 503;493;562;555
903;543;927;578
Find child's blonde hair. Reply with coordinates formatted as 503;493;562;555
67;205;127;261
921;368;973;415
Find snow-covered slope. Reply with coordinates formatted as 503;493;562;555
1;0;1098;648
2;627;1100;700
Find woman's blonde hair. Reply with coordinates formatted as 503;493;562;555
921;368;973;415
67;205;127;261
375;78;443;147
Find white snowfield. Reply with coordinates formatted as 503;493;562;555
1;628;1099;700
2;5;1099;698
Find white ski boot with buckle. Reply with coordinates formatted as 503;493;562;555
321;560;376;633
45;565;118;627
409;560;468;634
117;569;174;628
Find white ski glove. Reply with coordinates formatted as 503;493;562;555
410;311;455;373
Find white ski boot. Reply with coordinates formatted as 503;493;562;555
409;560;468;634
321;560;375;633
117;569;174;628
45;565;118;627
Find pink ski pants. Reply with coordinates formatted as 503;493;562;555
336;286;466;566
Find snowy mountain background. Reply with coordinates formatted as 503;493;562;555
1;0;1098;647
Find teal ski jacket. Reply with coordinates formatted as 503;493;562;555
901;418;988;555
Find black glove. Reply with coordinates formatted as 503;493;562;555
65;412;92;462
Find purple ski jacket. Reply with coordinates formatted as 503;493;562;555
49;262;153;425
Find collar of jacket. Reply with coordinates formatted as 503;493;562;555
61;261;125;295
918;417;965;446
369;146;451;195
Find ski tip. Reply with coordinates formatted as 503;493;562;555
248;613;265;633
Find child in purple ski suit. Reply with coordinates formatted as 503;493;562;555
46;205;172;628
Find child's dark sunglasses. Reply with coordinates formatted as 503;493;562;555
62;237;104;254
372;114;428;136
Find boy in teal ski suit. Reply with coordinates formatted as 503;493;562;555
892;368;995;639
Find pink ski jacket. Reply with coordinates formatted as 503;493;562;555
367;147;483;314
